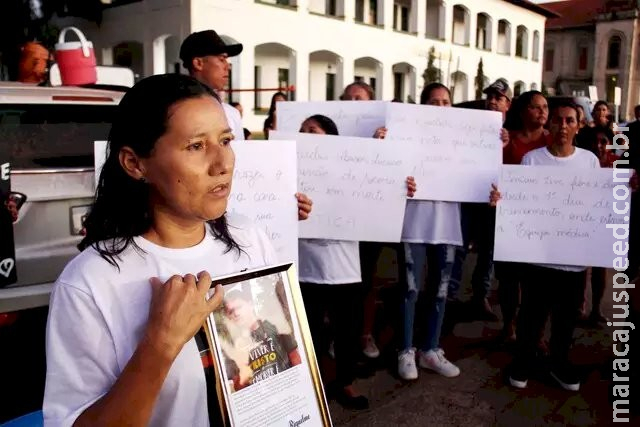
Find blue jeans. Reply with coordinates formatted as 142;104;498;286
402;243;454;352
448;203;494;301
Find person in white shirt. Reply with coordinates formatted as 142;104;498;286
397;83;464;381
296;114;369;410
491;100;600;392
180;30;313;221
43;74;278;427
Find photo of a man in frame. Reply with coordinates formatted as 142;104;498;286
218;277;302;392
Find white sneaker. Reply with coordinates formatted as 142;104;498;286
418;348;460;378
362;334;380;359
398;348;418;380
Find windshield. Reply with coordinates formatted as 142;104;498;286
0;104;116;169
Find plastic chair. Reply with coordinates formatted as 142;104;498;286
0;411;43;427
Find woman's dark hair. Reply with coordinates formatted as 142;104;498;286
504;90;545;131
340;81;375;100
263;91;288;137
549;99;580;121
267;91;287;116
300;114;339;136
80;73;241;266
419;83;451;105
592;100;609;115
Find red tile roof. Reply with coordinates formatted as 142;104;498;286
504;0;561;18
545;0;636;29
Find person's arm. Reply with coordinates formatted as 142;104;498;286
73;334;176;426
406;176;416;197
71;273;223;427
489;183;501;207
296;192;313;221
373;127;387;139
500;128;509;148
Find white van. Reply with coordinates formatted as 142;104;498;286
0;81;123;312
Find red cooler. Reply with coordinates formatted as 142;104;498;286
55;27;97;86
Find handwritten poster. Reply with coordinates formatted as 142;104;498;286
228;141;299;265
494;165;631;268
385;103;503;203
271;131;413;242
276;101;387;138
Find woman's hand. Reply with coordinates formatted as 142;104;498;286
373;127;387;139
489;183;501;207
500;128;509;148
296;192;313;221
406;176;417;198
146;272;223;359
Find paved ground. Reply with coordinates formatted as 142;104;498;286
324;252;638;426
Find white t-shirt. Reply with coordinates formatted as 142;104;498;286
222;102;244;141
43;214;276;427
401;200;463;245
298;239;361;285
521;146;599;272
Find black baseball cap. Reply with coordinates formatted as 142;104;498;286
179;30;243;68
483;78;513;101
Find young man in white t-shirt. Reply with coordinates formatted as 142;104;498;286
397;83;464;381
491;100;599;392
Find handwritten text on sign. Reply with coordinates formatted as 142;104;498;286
228;141;299;265
271;131;413;242
494;165;631;268
276;101;386;138
385;103;503;203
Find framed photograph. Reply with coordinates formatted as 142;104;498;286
199;263;332;427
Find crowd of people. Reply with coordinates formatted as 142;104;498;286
40;29;640;426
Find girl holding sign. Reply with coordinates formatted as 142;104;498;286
43;74;279;426
397;83;464;381
297;114;370;410
491;100;600;392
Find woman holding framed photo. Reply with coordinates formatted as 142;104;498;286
43;74;279;426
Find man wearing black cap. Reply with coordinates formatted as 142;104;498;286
484;78;512;122
180;30;245;140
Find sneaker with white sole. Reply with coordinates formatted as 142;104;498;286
550;363;580;391
398;348;418;380
362;334;380;359
418;348;460;378
508;361;529;389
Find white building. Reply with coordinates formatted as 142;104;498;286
57;0;555;131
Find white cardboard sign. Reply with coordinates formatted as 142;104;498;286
271;131;412;242
228;140;299;265
385;103;503;203
276;101;387;138
494;165;632;268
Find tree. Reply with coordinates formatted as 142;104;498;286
422;46;441;85
474;57;485;100
541;82;549;97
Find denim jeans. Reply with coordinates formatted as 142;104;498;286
448;203;494;301
401;243;455;352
